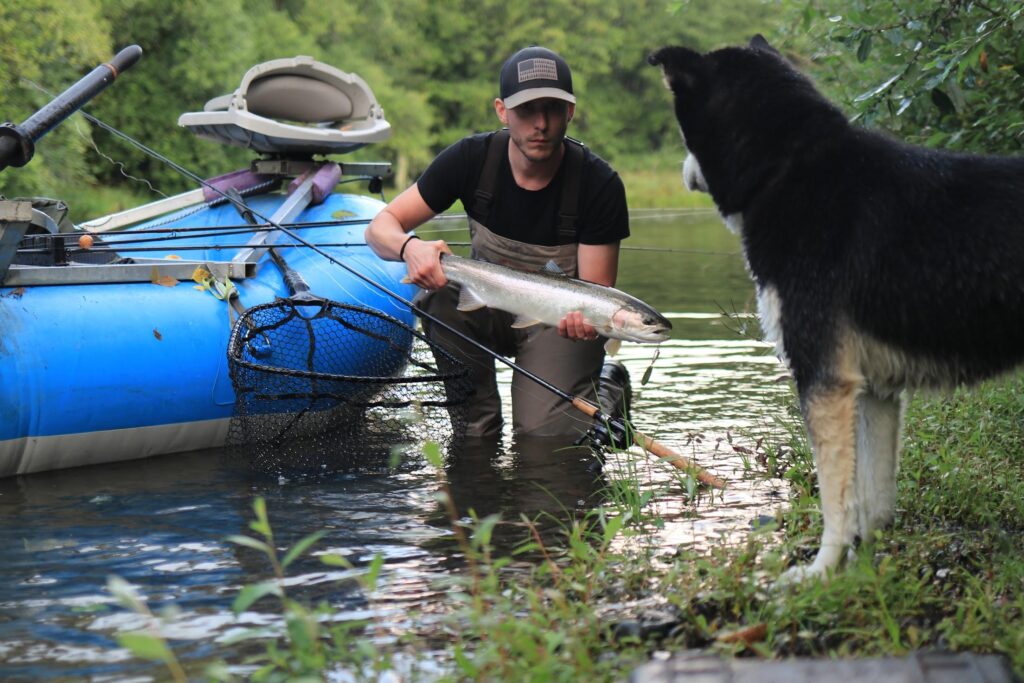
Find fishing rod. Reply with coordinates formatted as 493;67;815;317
75;102;725;489
74;216;376;236
18;242;374;255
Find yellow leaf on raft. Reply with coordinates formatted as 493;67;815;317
150;267;178;287
192;266;213;287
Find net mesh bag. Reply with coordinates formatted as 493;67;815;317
226;297;472;476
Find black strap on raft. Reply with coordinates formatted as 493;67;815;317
472;128;584;245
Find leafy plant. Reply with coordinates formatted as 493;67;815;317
781;0;1024;153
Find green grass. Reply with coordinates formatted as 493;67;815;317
673;373;1024;669
615;150;715;210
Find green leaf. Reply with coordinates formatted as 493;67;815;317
226;534;273;556
281;530;327;568
249;497;271;537
423;440;443;468
363;553;385;591
454;644;478;676
232;581;282;615
958;42;985;80
117;632;173;662
319;553;354;568
471;514;501;549
856;34;872;62
854;73;901;102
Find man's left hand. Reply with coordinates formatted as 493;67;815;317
559;311;598;341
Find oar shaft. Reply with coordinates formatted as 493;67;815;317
570;397;725;489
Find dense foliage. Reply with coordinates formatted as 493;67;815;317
781;0;1024;153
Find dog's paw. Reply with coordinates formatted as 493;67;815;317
775;559;831;587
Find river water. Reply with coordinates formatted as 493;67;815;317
0;210;793;680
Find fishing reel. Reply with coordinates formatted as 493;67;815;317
579;359;633;451
575;416;632;452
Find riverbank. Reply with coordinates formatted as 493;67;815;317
113;371;1024;681
428;372;1024;680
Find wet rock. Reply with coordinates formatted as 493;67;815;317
610;608;683;642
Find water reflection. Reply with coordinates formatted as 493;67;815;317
0;210;796;677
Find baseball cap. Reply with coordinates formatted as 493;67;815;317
499;46;575;109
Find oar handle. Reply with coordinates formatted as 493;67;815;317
0;45;143;171
571;397;726;489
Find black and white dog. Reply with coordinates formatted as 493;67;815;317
649;36;1024;581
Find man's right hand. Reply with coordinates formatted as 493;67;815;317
364;183;449;292
402;237;451;291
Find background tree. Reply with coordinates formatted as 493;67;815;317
779;0;1024;153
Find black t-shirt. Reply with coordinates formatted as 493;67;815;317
416;131;629;246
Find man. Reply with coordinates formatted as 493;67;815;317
365;46;629;438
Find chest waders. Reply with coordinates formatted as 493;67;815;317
417;130;607;437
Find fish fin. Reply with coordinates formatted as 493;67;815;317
400;276;412;284
604;338;622;356
511;315;543;329
542;260;566;276
456;286;487;312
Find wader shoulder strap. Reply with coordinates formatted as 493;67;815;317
473;129;509;220
473;130;584;244
557;137;584;244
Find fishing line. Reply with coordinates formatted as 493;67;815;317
69;103;723;487
22;77;171;200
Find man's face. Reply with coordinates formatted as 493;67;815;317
501;98;574;163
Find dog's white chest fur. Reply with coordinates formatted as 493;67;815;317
756;283;786;362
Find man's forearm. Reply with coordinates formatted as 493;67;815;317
364;209;412;261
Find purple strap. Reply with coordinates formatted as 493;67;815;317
286;163;342;206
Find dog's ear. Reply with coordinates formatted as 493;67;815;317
647;46;704;93
749;34;780;55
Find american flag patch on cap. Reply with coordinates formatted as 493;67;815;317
517;58;558;83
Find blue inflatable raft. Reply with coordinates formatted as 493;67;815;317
0;53;417;476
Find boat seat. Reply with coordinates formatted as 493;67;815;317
178;56;391;156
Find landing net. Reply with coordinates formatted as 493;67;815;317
226;298;472;476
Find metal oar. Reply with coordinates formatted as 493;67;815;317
74;101;726;489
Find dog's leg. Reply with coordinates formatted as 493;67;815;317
781;377;863;583
853;389;905;539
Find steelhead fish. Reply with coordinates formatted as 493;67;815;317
433;254;672;354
